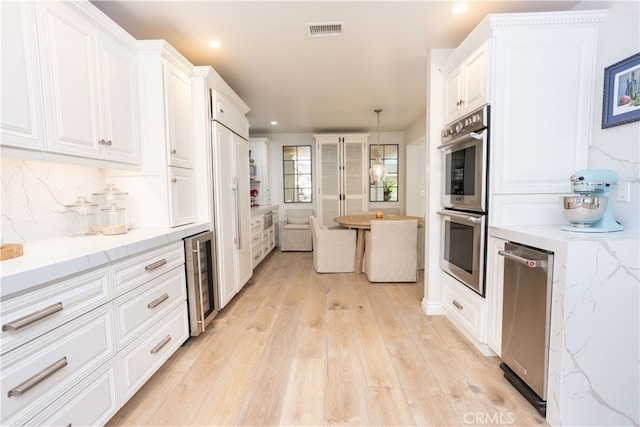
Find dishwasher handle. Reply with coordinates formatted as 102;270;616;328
498;250;546;268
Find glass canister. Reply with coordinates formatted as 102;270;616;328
93;184;131;230
100;203;128;235
64;196;100;236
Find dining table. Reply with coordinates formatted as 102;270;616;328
333;214;424;274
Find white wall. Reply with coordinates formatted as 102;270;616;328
253;131;407;217
577;0;640;233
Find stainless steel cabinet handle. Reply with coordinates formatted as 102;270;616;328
98;139;106;145
150;335;172;354
498;250;545;268
8;357;68;397
147;293;169;309
452;300;463;310
195;240;206;332
171;149;177;154
3;302;64;331
171;177;178;183
106;140;112;146
145;259;167;271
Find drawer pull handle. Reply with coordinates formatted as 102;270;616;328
3;302;64;331
147;293;169;309
150;335;172;354
145;259;167;271
452;299;463;310
8;357;68;397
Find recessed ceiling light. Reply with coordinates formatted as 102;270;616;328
451;3;468;14
208;40;221;49
270;121;278;126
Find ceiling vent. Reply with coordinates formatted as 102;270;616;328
307;22;344;38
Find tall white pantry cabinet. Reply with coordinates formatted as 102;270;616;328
314;134;369;227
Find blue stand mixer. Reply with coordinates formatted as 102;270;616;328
561;169;624;233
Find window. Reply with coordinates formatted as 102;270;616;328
283;145;312;203
369;144;398;202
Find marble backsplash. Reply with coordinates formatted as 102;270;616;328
1;159;106;243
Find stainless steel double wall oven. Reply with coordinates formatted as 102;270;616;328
438;104;490;296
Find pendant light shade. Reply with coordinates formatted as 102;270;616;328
369;109;387;182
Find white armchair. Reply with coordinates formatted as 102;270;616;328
280;209;313;251
309;216;357;273
363;219;418;282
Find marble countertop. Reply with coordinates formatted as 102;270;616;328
489;224;639;253
250;205;279;215
0;222;210;298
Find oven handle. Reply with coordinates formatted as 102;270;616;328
498;250;545;268
437;210;483;223
437;129;486;152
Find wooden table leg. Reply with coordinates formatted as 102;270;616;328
354;229;365;274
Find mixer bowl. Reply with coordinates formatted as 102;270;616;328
562;195;607;227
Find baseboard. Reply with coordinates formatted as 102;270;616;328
422;299;445;315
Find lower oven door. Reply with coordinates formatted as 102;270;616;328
437;210;486;296
184;230;219;336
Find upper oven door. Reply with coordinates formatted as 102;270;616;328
437;210;486;296
439;129;488;213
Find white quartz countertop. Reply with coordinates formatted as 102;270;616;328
0;222;210;298
250;205;279;215
489;224;639;253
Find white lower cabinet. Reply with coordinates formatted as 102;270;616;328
0;240;188;425
441;273;494;356
118;304;188;401
0;304;115;426
26;359;120;427
486;236;508;356
250;208;278;269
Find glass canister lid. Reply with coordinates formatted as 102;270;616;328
93;183;128;197
64;196;98;211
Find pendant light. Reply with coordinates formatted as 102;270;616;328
369;108;387;182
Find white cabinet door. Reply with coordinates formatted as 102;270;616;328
0;2;47;150
166;64;193;168
168;166;196;227
233;132;253;291
443;42;488;124
315;134;367;227
486;236;507;356
36;2;139;165
38;2;101;157
96;33;140;164
443;64;463;123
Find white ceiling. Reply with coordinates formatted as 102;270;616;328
91;1;582;135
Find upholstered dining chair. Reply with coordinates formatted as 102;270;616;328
363;219;418;282
309;215;357;273
280;209;313;251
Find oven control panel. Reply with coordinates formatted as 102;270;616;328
441;104;490;143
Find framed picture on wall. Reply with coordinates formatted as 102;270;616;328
602;52;640;129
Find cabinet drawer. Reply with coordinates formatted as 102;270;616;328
0;305;115;426
26;359;120;427
113;242;184;296
1;267;110;355
114;267;186;349
251;230;263;244
118;304;188;401
442;274;483;339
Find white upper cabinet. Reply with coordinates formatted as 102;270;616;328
443;42;489;124
0;2;47;151
166;65;193;168
1;1;139;166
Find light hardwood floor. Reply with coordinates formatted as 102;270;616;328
107;250;547;427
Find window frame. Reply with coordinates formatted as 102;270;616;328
282;145;313;203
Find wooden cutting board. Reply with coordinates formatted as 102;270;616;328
1;243;24;261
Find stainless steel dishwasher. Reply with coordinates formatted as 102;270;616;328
499;242;554;417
